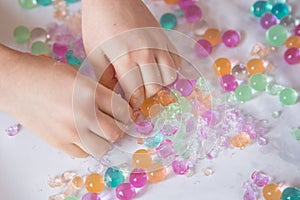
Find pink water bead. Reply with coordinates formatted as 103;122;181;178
251;171;270;187
159;121;179;136
185;5;202;23
135;120;154;136
244;189;257;200
52;43;68;58
129;168;147;188
82;193;101;200
284;47;300;64
172;156;190;175
178;0;195;10
156;139;175;158
115;183;136;200
222;30;240;48
201;110;220;126
5;124;21;136
173;78;194;97
260;13;278;30
295;24;300;36
194;39;213;58
220;74;238;91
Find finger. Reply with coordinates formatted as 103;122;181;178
167;43;182;69
155;51;178;86
100;64;118;91
59;143;89;158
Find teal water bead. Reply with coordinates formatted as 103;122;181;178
31;41;49;55
65;0;79;3
37;0;52;6
145;132;163;148
13;26;30;43
235;84;252;102
282;187;300;200
64;196;78;200
266;25;288;46
18;0;37;9
160;13;177;29
271;3;290;19
249;73;268;91
251;1;272;17
269;0;286;5
104;166;125;188
279;87;298;105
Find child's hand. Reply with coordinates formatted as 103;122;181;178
0;45;132;158
82;0;181;109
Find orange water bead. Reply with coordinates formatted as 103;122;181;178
246;58;265;75
230;132;251;149
263;183;282;200
147;162;166;183
285;35;300;48
204;28;222;46
157;90;176;106
164;0;178;4
85;173;105;193
132;149;153;169
71;176;84;189
140;97;159;117
213;58;232;76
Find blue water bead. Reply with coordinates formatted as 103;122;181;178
145;132;163;148
251;1;272;17
65;50;82;69
271;3;290;19
104;167;124;188
37;0;52;6
160;13;177;29
281;187;300;200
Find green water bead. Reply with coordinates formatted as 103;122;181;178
64;196;78;200
31;41;49;55
13;26;30;43
235;84;252;102
291;128;300;142
196;77;210;92
279;87;298;105
37;0;52;6
266;25;288;46
160;13;177;30
282;187;300;200
251;1;272;17
104;166;124;188
18;0;37;9
166;102;182;118
271;3;290;19
249;73;268;91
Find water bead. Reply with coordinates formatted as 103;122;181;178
280;15;296;31
18;0;37;9
291;127;300;142
246;58;265;75
115;183;136;200
173;79;194;96
266;25;288;46
251;171;270;187
64;196;78;200
295;24;300;36
5;124;21;136
279;87;298;105
147;162;166;183
159;120;179;136
235;84;252;102
85;174;105;193
230;132;251;149
13;25;30;43
129;168;147;188
71;176;84;189
160;13;177;30
249;73;268;91
251;1;272;17
285;35;300;48
260;13;278;30
204;28;222;46
213;58;231;76
220;74;238;92
185;5;202;23
222;30;240;48
31;41;49;55
284;48;300;65
231;64;248;80
37;0;52;6
157;90;176;106
269;0;286;5
194;39;212;58
172;156;190;175
263;183;282;200
140;97;159;117
135;120;154;136
244;189;256;200
132;149;153;169
178;0;195;10
53;43;69;57
201;110;220;126
104;166;125;188
266;82;284;95
193;20;209;37
164;0;178;4
156;139;175;158
65;0;79;3
81;193;101;200
271;3;289;20
30;27;49;45
144;132;163;148
281;187;300;200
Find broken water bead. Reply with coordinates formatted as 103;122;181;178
266;24;288;46
85;174;105;193
244;189;257;200
135;120;154;136
251;171;270;187
194;39;212;57
260;13;278;30
156;139;175;158
246;58;265;75
284;48;300;65
159;120;179;136
5;124;21;136
173;79;194;97
291;127;300;142
271;3;290;20
285;35;300;48
213;57;231;76
71;176;83;189
263;183;282;200
129;168;147;188
279;87;298;105
280;15;296;31
249;73;268;91
31;41;49;55
160;13;177;30
235;84;252;102
295;24;300;36
230;132;251;149
281;187;300;200
220;74;238;92
13;25;30;43
266;82;284;95
37;0;52;6
147;162;166;183
172;156;189;175
104;167;125;188
132;149;153;169
232;64;248;80
185;4;202;23
193;20;209;37
64;196;78;200
157;90;176;106
204;28;222;46
82;193;101;200
251;1;272;17
222;30;240;48
115;183;136;200
144;132;163;148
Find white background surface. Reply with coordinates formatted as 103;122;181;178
1;0;300;199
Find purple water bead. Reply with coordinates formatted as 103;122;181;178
244;189;257;200
156;139;175;158
295;24;300;36
185;4;202;23
251;171;270;187
115;183;136;200
81;193;101;200
222;30;240;48
172;156;190;175
178;0;195;10
52;43;68;58
173;78;194;96
129;168;147;188
260;13;278;30
194;39;213;58
220;74;238;92
6;124;21;136
284;47;300;64
135;120;154;136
